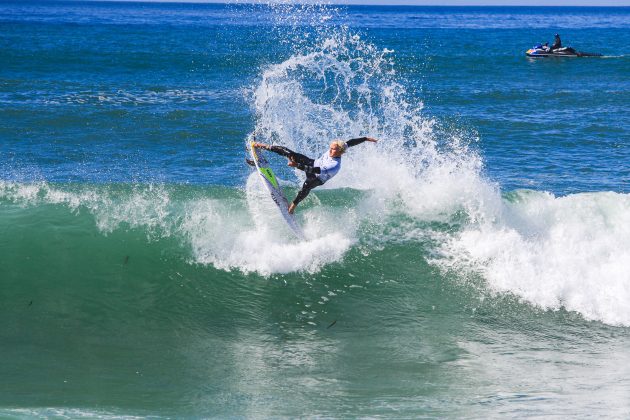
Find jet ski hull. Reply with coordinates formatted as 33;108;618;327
526;47;602;58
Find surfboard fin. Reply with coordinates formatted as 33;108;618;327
245;158;255;167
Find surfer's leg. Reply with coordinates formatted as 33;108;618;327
292;176;323;208
269;146;313;166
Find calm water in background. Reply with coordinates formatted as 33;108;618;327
1;2;630;417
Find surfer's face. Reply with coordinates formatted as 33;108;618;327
329;142;343;158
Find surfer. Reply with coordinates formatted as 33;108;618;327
253;137;378;213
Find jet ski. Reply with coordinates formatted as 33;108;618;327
526;44;602;58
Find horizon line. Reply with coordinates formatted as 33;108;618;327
70;0;630;7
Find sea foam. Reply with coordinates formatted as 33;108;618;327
182;173;354;275
441;190;630;326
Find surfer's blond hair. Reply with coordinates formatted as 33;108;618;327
332;140;347;154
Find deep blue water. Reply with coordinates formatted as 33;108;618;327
1;2;630;418
1;2;629;192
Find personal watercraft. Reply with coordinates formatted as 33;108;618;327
526;44;602;58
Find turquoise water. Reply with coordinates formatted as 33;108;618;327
1;2;630;418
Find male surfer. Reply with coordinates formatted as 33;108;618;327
551;33;562;51
253;137;378;214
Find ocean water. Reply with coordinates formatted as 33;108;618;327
1;1;630;417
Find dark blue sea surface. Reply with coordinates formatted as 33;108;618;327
2;2;629;191
1;2;630;418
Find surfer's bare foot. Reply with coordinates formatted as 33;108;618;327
288;203;296;214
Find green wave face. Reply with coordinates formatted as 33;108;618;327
0;181;464;417
3;182;629;418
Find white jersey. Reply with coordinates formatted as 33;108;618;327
314;151;341;183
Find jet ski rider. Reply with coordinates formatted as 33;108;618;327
551;34;562;51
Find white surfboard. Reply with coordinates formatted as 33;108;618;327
248;142;305;240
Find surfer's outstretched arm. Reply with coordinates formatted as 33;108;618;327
346;137;378;148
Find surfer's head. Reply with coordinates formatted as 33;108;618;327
329;140;347;158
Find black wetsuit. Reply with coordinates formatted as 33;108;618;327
268;137;371;206
551;35;562;50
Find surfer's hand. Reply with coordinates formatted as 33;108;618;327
287;161;297;167
366;137;378;142
253;142;269;150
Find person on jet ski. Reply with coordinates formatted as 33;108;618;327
551;34;562;51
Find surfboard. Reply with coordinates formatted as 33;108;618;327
248;142;305;240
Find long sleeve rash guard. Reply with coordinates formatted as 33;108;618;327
295;137;371;183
